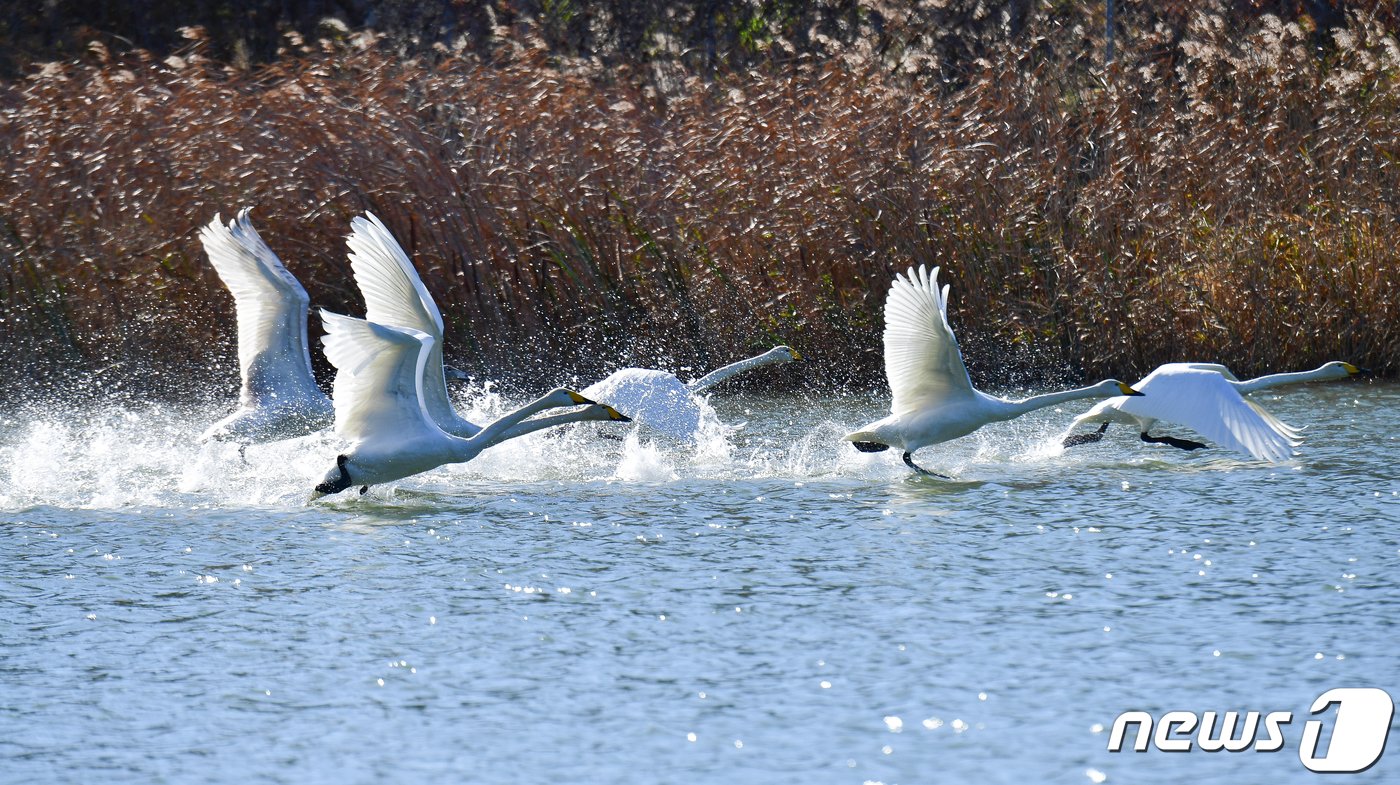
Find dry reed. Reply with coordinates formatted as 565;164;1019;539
0;8;1396;407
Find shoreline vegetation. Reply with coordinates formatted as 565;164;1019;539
1;2;1396;407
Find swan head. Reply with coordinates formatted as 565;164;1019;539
587;404;632;422
768;345;801;362
1105;380;1145;397
1330;361;1370;378
544;388;596;407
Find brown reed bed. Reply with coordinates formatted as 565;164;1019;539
0;11;1396;408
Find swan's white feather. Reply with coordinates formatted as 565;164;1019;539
347;213;445;336
320;310;436;445
199;209;333;443
1108;366;1296;462
882;265;975;417
200;209;317;404
344;212;478;437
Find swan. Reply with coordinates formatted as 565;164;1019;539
344;212;636;441
844;265;1143;476
311;310;628;498
581;346;800;441
198;209;334;444
1061;361;1366;460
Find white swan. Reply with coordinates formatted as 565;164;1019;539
311;310;628;497
1061;361;1365;460
198;209;333;444
844;265;1143;476
581;346;800;441
343;212;634;441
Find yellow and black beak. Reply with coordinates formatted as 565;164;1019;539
1118;382;1145;397
1342;362;1372;376
567;390;595;405
790;349;803;361
604;406;631;422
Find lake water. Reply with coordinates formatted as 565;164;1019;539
2;381;1397;784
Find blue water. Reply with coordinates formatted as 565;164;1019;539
2;382;1397;784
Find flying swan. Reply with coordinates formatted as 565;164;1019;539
344;212;631;441
844;265;1143;476
311;311;628;498
1061;361;1366;461
198;208;334;444
582;346;800;442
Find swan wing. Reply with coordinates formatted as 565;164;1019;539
1180;362;1241;382
320;310;436;444
200;209;316;403
1118;369;1295;462
883;265;974;416
345;212;480;434
346;213;444;339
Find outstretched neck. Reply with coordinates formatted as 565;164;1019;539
994;384;1117;419
688;350;783;393
1234;366;1341;393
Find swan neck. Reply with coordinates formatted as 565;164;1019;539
485;408;605;447
469;392;563;447
689;351;780;392
1234;367;1334;393
1000;385;1112;417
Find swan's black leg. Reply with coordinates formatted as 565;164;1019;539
903;451;950;479
238;443;248;464
1140;431;1207;451
1063;422;1110;448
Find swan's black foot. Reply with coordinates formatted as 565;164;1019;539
852;441;890;453
903;451;950;479
359;485;369;495
1063;422;1110;448
314;454;353;496
1141;432;1207;451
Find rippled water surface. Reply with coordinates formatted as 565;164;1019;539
2;382;1398;784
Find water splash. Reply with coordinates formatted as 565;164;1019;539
0;385;1254;511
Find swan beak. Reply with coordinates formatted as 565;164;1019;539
790;349;803;361
604;405;631;422
443;365;472;383
566;390;595;405
1342;363;1371;376
1118;382;1145;397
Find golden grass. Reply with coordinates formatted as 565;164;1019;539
0;12;1396;405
